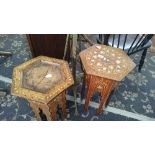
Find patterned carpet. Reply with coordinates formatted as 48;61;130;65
0;34;155;121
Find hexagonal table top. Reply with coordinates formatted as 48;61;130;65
11;56;74;104
80;44;136;81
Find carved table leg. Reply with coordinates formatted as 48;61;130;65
28;91;68;121
84;75;96;112
62;92;67;118
81;72;86;102
29;101;42;121
97;81;115;114
58;92;67;119
49;103;57;121
105;81;118;108
41;104;53;121
60;100;67;119
82;73;116;114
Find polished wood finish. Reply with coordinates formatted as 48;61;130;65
27;34;70;61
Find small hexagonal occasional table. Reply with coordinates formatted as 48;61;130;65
11;56;74;121
80;44;136;114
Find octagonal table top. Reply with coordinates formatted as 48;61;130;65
11;56;74;104
80;44;136;81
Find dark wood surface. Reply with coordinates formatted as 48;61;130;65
27;34;70;60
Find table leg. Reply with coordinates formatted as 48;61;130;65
50;105;57;121
59;92;67;119
84;76;95;112
97;81;114;114
29;101;42;121
81;73;86;102
41;105;53;121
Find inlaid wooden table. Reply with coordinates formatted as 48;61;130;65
80;44;136;114
11;56;74;120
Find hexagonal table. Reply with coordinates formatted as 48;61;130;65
80;44;136;114
11;56;74;120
